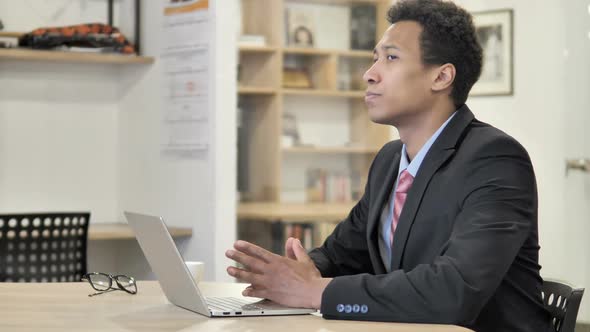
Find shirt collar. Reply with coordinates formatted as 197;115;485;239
398;111;457;177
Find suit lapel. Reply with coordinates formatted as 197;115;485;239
367;150;400;275
390;105;475;270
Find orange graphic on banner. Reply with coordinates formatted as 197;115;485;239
164;0;209;16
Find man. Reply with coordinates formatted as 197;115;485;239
226;1;551;331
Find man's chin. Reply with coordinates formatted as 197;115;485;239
367;112;392;125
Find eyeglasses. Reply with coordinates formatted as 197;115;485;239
81;272;138;297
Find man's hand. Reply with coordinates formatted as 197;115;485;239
226;238;332;309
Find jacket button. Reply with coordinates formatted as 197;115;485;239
344;304;352;313
336;304;345;313
352;304;360;313
360;305;368;313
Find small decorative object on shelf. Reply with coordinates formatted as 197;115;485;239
286;7;315;47
282;113;301;147
283;52;313;88
282;68;312;88
18;23;136;54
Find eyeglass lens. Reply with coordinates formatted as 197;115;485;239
115;275;137;293
87;273;111;291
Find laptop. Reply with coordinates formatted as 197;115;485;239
124;211;316;317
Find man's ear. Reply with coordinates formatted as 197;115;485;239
431;63;456;92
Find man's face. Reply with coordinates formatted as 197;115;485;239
363;21;436;125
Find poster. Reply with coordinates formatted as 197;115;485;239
161;0;211;157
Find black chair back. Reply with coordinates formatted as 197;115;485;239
542;280;585;332
0;212;90;282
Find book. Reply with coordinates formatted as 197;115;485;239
350;4;376;50
306;169;359;203
238;34;267;47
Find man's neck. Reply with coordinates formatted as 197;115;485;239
398;103;456;161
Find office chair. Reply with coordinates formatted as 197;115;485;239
542;280;585;332
0;212;90;282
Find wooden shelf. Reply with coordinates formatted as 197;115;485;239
0;48;155;65
283;47;333;56
283;47;372;58
239;45;278;53
238;86;278;95
238;202;355;223
0;31;23;38
338;49;373;58
282;88;365;98
283;146;379;154
287;0;383;5
89;223;192;240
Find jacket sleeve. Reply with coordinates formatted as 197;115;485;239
319;137;537;325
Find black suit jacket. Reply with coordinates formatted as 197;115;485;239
309;105;551;332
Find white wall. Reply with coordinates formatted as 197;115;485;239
117;0;237;282
0;0;123;224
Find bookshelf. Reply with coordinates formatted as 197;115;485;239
237;0;392;252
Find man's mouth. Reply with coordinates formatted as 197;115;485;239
365;91;381;102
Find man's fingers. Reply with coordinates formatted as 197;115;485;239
285;237;296;260
225;249;266;273
243;286;269;299
242;285;266;294
226;266;265;286
293;238;313;264
234;240;276;263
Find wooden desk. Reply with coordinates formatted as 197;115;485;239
89;223;192;240
0;281;473;332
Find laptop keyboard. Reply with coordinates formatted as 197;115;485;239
206;297;264;311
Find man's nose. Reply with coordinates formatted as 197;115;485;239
363;63;379;84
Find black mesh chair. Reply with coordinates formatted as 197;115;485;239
0;212;90;282
542;280;585;332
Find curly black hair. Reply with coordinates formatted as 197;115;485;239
387;0;483;107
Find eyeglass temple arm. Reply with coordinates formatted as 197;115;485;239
88;288;118;297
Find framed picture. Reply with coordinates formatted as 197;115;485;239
286;7;316;47
471;9;513;96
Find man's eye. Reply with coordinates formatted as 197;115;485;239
387;55;398;60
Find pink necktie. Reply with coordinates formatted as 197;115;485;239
390;170;414;246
